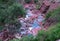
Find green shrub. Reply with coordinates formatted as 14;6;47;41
36;23;60;41
44;23;60;41
46;11;52;19
25;0;31;3
25;0;38;3
35;30;46;41
34;0;38;3
36;5;40;10
0;0;26;33
46;7;60;21
9;38;20;41
0;26;4;31
0;2;26;24
0;40;2;41
20;35;34;41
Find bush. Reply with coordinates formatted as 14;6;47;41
0;26;4;31
46;11;52;20
20;35;34;41
45;23;60;41
0;2;26;24
25;0;38;3
9;38;20;41
46;7;60;21
0;0;26;35
25;0;31;3
9;35;34;41
36;5;40;10
34;0;38;3
35;23;60;41
35;30;46;41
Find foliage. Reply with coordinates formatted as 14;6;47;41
36;23;60;41
0;0;26;37
9;35;34;41
46;11;52;20
9;38;20;41
36;5;40;10
25;0;31;3
25;0;38;3
0;0;26;24
46;7;60;22
44;23;60;41
0;0;16;8
0;26;4;31
20;35;34;41
34;0;38;3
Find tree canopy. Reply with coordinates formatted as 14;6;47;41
0;0;26;25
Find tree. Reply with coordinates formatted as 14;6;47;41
45;7;60;26
0;0;26;40
25;0;38;4
0;0;26;25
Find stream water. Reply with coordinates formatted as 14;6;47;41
19;5;45;36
